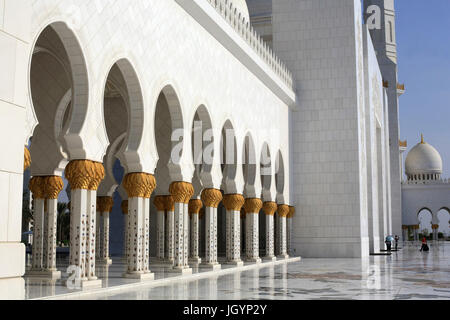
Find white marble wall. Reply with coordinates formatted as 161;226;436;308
363;25;386;253
364;0;402;238
0;0;29;285
272;0;371;257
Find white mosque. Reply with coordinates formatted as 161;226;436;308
1;0;446;299
401;135;450;241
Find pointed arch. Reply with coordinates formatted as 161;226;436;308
191;104;214;196
275;150;285;195
28;21;90;141
220;119;238;184
260;142;272;191
28;21;88;175
101;58;145;159
153;84;185;194
242;132;257;192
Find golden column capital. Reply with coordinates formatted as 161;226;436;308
169;181;194;204
24;147;31;171
223;194;245;211
263;201;277;216
402;225;409;230
277;204;290;218
413;225;420;230
288;206;296;218
244;198;263;214
29;176;46;199
44;176;64;199
189;199;203;215
163;195;175;211
201;188;223;208
97;196;114;213
432;224;439;230
153;195;166;211
123;172;156;198
121;200;128;215
199;207;205;219
65;160;105;190
89;162;105;190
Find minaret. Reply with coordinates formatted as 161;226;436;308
364;0;398;63
364;0;402;237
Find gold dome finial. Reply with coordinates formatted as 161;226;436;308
421;133;425;144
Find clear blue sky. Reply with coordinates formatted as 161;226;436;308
396;0;450;178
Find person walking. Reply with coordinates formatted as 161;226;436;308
420;236;429;252
394;235;399;250
385;236;392;252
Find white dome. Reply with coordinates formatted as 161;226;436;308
405;137;443;177
231;0;250;22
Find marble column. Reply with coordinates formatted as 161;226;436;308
169;182;194;274
65;160;105;288
244;198;263;263
86;190;99;281
28;176;63;279
413;225;419;241
200;188;223;270
277;204;290;259
121;200;128;260
287;206;295;255
164;195;175;265
97;196;113;265
184;201;189;265
275;210;280;256
42;177;64;277
402;225;408;242
153;196;166;261
122;172;156;280
432;224;439;241
28;177;45;273
102;211;111;264
240;208;245;257
263;201;277;262
199;207;205;257
188;199;203;264
95;210;102;260
223;194;245;266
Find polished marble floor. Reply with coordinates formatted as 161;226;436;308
25;242;450;300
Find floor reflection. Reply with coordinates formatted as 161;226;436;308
17;242;450;300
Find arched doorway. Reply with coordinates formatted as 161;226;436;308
417;208;433;238
26;21;90;279
190;105;214;260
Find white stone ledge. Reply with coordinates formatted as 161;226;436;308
33;257;301;300
175;0;296;108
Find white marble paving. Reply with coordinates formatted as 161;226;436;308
24;242;450;300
